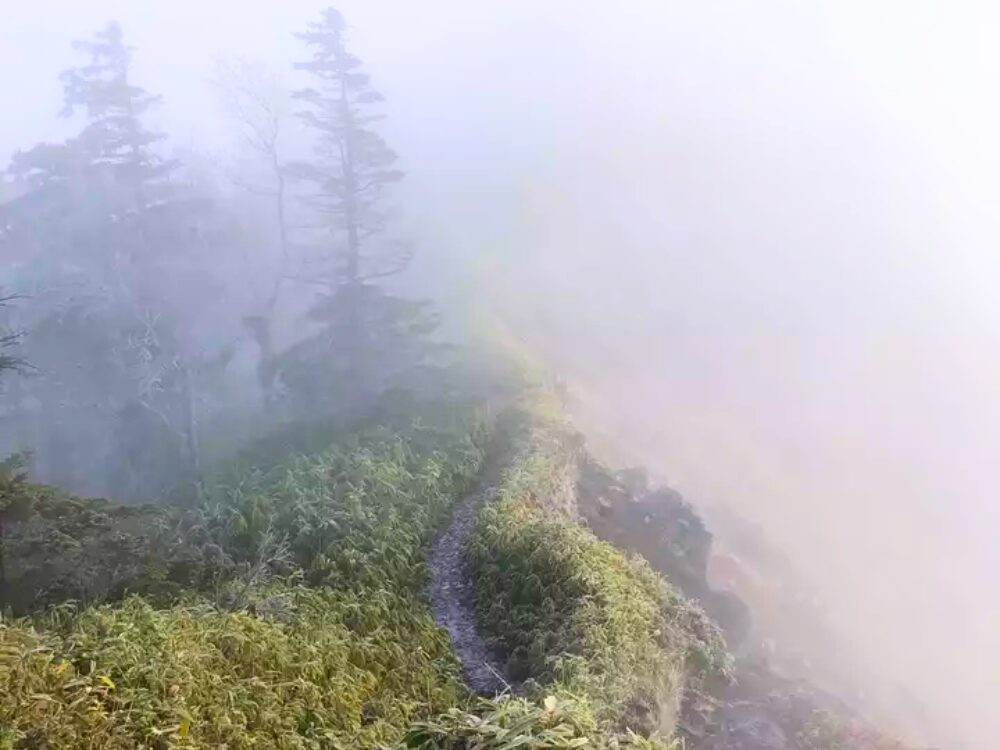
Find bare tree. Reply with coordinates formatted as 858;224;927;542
211;59;294;404
212;58;291;277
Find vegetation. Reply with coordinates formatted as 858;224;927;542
2;19;218;500
797;710;909;750
201;411;489;596
0;295;25;378
0;482;220;615
0;589;462;749
0;408;486;748
399;695;674;750
469;399;731;741
0;6;439;500
274;7;438;419
0;388;738;749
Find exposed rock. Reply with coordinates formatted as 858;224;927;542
716;700;789;750
576;456;741;637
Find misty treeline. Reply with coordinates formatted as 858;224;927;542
0;7;453;503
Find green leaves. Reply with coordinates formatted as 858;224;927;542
203;417;487;595
397;695;679;750
0;408;488;748
468;404;730;743
0;589;465;748
0;454;39;524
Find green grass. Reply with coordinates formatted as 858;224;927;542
0;588;463;749
202;417;488;595
0;410;490;749
398;694;677;750
0;392;733;750
469;400;731;740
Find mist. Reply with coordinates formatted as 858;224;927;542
2;2;998;748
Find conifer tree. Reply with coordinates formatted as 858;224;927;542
290;7;406;288
59;21;175;208
281;7;436;415
1;22;207;499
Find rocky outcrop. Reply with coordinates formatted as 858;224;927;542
575;456;752;649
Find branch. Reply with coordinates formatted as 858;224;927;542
281;274;332;289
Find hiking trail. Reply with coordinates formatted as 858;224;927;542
428;487;513;695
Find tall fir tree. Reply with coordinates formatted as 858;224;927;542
59;21;175;210
290;7;406;287
280;7;437;416
0;22;211;500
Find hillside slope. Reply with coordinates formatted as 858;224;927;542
0;387;920;750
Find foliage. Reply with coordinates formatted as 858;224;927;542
0;295;26;378
1;21;220;501
0;588;464;749
0;454;47;609
397;695;679;750
0;446;227;616
797;710;908;750
202;412;488;594
469;402;731;740
0;403;495;748
274;7;437;420
273;285;445;417
3;493;225;615
0;455;40;528
0;333;21;377
58;21;175;190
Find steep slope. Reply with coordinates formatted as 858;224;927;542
501;392;919;750
464;400;732;743
0;411;485;748
0;385;920;750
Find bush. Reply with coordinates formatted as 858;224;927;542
202;415;488;595
469;404;731;740
4;494;226;615
0;588;464;749
398;694;678;750
0;453;226;616
0;407;492;748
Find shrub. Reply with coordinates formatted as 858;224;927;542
0;588;464;749
798;709;908;750
469;405;731;740
0;407;491;748
6;497;228;614
202;416;488;595
0;456;225;616
398;694;679;750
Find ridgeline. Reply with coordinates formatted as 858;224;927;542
0;380;918;750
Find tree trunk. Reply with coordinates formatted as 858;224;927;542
178;362;201;485
0;519;7;611
340;79;364;411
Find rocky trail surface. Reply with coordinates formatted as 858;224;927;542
428;487;513;696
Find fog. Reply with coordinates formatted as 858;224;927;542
3;2;999;748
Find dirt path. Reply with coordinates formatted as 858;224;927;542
428;487;512;696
